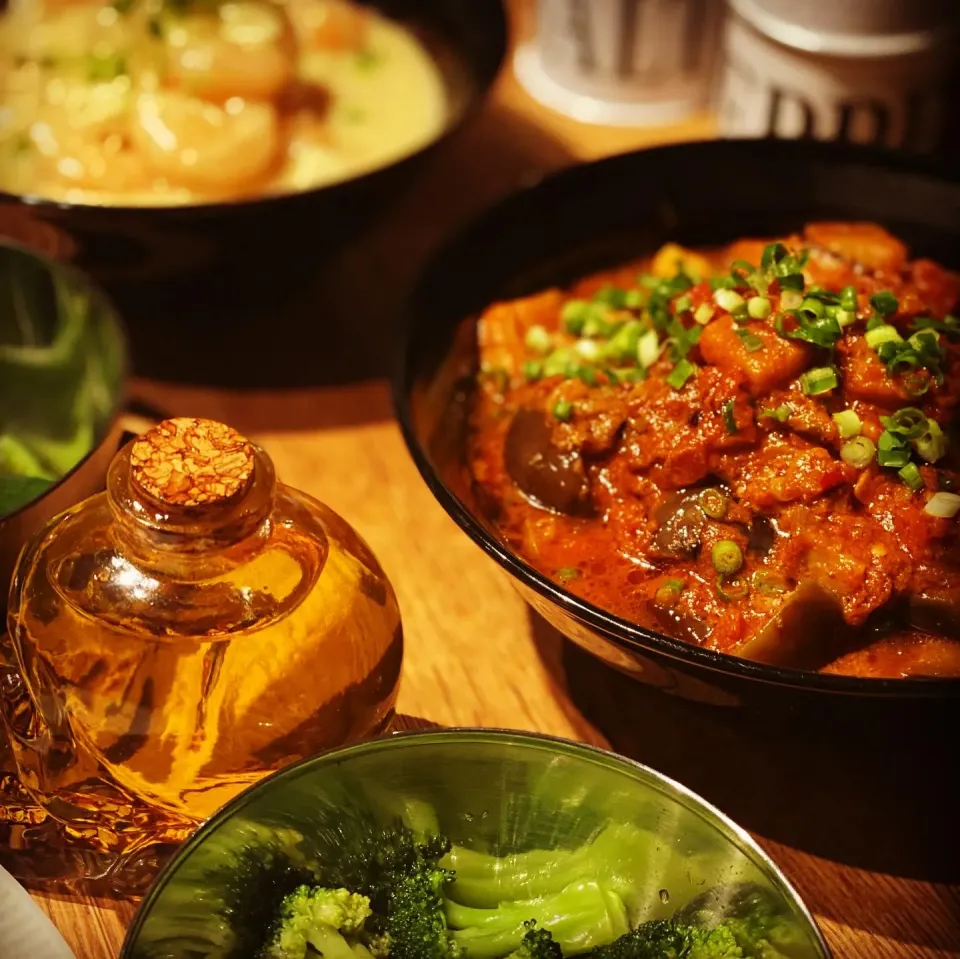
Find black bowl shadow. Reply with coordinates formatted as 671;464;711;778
527;611;958;882
124;104;573;389
528;612;960;949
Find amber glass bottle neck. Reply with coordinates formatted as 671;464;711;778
107;444;278;555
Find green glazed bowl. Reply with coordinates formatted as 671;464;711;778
121;729;830;958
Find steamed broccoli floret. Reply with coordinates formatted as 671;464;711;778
447;880;629;959
508;921;563;959
263;886;373;959
585;919;743;959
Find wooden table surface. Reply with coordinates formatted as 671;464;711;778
25;3;960;957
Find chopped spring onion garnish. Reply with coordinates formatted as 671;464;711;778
776;310;842;349
864;324;903;349
624;289;643;309
877;430;911;468
722;398;738;434
915;419;947;463
832;410;862;439
840;285;858;312
560;300;590;334
870;291;899;317
556;565;581;583
908;329;940;351
591;284;629;308
699;488;729;520
603;320;643;363
716;573;749;601
674;294;693;314
880;406;928;441
735;328;764;352
714;288;746;315
752;570;789;595
912;315;960;339
576;366;598;387
553;399;574;422
865;314;886;332
637;328;662;369
654;578;685;607
759;403;793;422
780;289;804;310
836;309;857;328
523;360;543;381
524;324;552;354
840;436;876;469
694;302;715;325
779;273;805;291
924;491;960;517
800;366;839;395
761;243;787;270
606;367;644;385
711;540;744;575
667;358;696;390
574;338;603;363
747;296;771;320
899;462;925;491
800;296;826;318
542;348;575;378
667;322;702;362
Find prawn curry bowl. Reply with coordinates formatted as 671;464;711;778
398;140;960;703
0;0;506;286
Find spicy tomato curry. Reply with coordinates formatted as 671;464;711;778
469;223;960;679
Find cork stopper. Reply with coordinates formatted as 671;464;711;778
130;417;254;508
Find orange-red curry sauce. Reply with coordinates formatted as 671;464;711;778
469;223;960;678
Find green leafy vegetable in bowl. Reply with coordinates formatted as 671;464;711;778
0;245;124;519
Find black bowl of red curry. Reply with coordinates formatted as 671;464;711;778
395;139;960;706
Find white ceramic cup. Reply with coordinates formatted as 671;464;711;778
514;0;722;126
718;0;959;153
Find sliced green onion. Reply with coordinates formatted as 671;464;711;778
556;565;581;583
735;328;764;352
836;309;857;328
542;348;575;378
654;578;685;607
924;491;960;518
864;324;903;349
880;406;928;440
674;294;692;314
523;359;543;381
800;366;839;395
699;488;728;520
898;462;924;491
561;300;590;334
915;419;947;463
780;289;804;310
840;436;876;469
524;324;552;354
711;540;743;575
909;329;940;351
779;272;806;291
553;399;573;422
800;296;826;318
840;285;858;312
761;242;787;269
624;289;644;309
746;296;771;320
637;328;662;369
759;404;792;423
870;290;899;317
752;570;789;595
714;288;746;315
832;410;862;439
715;573;749;601
722;398;738;435
877;430;910;468
912;315;960;339
667;358;696;390
574;338;603;363
576;365;598;387
603;320;643;363
694;302;715;325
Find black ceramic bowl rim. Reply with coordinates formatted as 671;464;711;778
0;1;507;219
393;138;960;701
0;239;129;524
120;727;831;957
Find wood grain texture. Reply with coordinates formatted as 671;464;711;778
27;2;960;956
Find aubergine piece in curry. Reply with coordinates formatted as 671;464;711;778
468;225;960;679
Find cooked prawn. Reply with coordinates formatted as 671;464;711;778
162;1;295;103
130;89;280;192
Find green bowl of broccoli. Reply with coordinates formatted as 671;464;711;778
121;729;830;959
